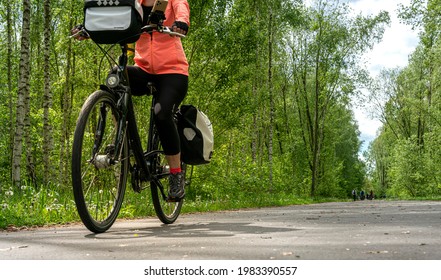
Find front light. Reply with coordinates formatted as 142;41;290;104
106;74;120;88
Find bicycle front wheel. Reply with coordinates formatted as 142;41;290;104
72;90;129;233
150;130;185;224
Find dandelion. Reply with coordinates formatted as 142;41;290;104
2;203;8;209
5;190;13;197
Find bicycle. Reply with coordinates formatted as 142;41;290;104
71;24;187;233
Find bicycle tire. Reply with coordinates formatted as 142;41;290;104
150;130;185;224
72;90;128;233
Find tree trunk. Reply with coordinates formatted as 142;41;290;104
43;0;54;183
268;11;274;192
60;48;71;185
311;48;320;197
12;0;32;187
24;77;36;186
310;9;324;197
60;16;75;185
251;0;262;164
6;0;14;179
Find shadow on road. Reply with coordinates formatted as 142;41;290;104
85;221;301;240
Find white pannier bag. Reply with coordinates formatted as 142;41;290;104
177;105;214;165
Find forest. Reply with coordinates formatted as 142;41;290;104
1;0;441;227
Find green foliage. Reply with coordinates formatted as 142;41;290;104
365;0;441;199
0;0;398;228
389;137;426;197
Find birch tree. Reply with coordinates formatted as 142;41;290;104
43;0;53;183
12;0;32;187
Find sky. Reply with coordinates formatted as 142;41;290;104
347;0;420;153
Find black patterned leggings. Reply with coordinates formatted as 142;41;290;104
127;66;188;155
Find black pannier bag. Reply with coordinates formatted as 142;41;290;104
177;105;214;165
84;0;144;44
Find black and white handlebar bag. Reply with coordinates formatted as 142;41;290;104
84;0;144;44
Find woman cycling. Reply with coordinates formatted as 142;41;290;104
73;0;190;201
130;0;189;202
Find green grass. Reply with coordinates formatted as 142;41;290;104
3;182;438;230
0;183;343;230
0;184;79;229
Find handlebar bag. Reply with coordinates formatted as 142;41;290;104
177;105;214;165
84;0;143;44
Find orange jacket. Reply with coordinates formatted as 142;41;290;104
134;0;190;75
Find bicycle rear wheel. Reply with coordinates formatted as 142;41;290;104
72;90;128;233
150;130;185;224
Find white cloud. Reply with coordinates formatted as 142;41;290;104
304;0;419;76
348;0;419;152
304;0;420;153
354;106;382;152
350;0;419;76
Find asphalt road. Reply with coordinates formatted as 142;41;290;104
1;200;441;260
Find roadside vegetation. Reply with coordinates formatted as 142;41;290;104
0;179;344;229
2;1;441;229
1;179;439;229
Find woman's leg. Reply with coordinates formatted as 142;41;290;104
154;74;188;200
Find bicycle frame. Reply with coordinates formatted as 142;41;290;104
88;23;185;191
99;44;158;187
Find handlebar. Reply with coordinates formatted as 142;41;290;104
142;24;186;38
70;24;185;41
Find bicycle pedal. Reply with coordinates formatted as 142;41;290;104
130;166;142;193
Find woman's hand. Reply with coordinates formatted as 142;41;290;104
171;21;188;36
70;25;90;41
